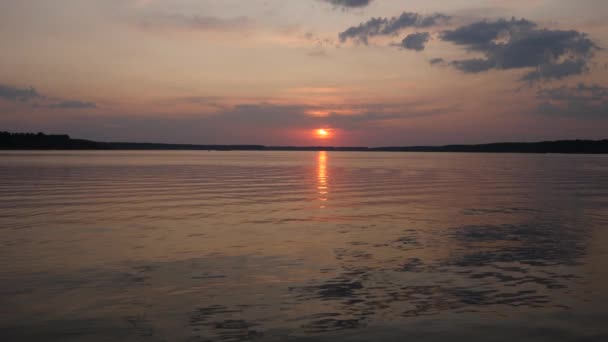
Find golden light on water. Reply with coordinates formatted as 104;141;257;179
317;151;328;208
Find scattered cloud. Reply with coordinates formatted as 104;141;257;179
440;18;600;81
339;12;450;44
49;100;97;109
303;31;337;56
522;59;589;82
400;32;431;51
321;0;373;8
0;84;41;102
538;83;608;101
307;49;329;57
0;82;96;109
340;13;600;82
442;18;536;51
200;102;445;134
536;83;608;117
133;13;253;33
429;58;446;65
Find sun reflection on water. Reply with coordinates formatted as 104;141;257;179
317;151;328;208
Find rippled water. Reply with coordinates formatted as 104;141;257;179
1;151;608;341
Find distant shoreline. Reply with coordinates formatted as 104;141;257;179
2;132;608;154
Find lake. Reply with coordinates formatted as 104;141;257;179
1;151;608;341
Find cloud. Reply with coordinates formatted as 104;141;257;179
0;82;97;109
0;84;41;102
442;18;536;50
49;100;97;109
521;59;588;82
538;83;608;101
429;58;446;65
339;12;450;44
214;103;403;129
107;101;443;146
59;103;425;145
400;32;431;51
321;0;372;8
134;13;253;33
307;49;329;57
440;18;600;81
451;58;495;73
536;83;608;117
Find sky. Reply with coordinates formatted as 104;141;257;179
0;0;607;146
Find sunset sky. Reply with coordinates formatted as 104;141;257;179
1;0;607;146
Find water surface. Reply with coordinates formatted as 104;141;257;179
1;151;608;341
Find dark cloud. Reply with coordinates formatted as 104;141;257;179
400;32;431;51
0;84;41;102
451;58;495;73
1;82;97;109
339;12;450;44
442;18;536;50
522;59;588;82
440;18;600;81
49;100;97;109
429;58;446;65
321;0;372;8
538;83;608;101
536;83;608;117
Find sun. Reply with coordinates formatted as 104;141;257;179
315;128;331;139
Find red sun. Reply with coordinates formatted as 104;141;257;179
315;128;331;139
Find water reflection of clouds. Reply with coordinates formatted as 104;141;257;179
282;216;592;333
3;152;607;342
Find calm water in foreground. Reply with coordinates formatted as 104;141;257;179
1;151;608;342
